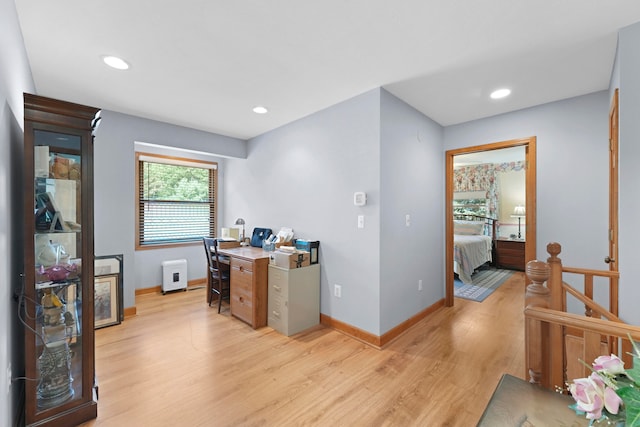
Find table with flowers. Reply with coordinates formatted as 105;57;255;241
478;374;590;426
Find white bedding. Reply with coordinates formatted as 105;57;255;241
454;234;493;284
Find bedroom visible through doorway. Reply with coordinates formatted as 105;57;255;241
445;137;537;307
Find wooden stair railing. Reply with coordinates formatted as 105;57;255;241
525;307;640;386
524;242;637;391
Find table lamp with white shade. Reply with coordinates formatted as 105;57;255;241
510;205;526;239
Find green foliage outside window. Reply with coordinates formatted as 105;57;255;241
142;163;209;202
137;155;216;247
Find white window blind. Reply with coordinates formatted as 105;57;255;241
137;153;216;247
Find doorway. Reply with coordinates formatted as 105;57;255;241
445;137;537;306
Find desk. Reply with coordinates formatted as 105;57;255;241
477;374;589;426
216;246;270;329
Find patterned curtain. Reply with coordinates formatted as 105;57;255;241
454;161;526;219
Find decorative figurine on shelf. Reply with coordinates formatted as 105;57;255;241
38;264;77;282
37;289;75;409
35;236;76;283
35;235;58;267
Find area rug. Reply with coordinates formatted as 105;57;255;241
454;267;515;302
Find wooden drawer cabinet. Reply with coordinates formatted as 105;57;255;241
229;255;268;328
495;238;525;271
230;269;253;325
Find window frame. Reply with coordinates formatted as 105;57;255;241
135;152;218;250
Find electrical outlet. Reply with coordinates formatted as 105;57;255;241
405;214;411;227
357;215;364;229
334;284;342;298
418;279;423;291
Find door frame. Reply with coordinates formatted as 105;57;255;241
608;89;619;314
445;136;537;306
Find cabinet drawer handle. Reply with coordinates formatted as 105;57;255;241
273;285;281;291
239;296;244;303
272;310;280;318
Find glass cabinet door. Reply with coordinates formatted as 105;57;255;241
33;130;84;410
24;94;99;426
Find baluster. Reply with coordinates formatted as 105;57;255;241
584;275;594;318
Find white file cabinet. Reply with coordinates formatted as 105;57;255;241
268;264;320;336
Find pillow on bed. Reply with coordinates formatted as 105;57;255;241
454;220;485;235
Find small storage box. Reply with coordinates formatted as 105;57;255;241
161;259;187;294
269;250;311;269
294;240;319;264
218;240;241;249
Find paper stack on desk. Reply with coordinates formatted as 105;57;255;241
220;227;240;241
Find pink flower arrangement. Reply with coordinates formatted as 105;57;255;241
569;357;624;419
568;340;640;426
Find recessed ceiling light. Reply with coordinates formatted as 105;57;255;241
490;88;511;99
252;106;268;114
102;55;130;70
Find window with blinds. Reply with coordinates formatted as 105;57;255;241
136;152;217;248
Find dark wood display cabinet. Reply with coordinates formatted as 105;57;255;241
22;94;100;426
495;238;526;271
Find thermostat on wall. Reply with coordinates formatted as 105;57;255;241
353;192;367;206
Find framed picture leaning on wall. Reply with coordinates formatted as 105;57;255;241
94;254;123;329
94;274;120;328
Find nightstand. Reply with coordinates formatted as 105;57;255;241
495;238;525;271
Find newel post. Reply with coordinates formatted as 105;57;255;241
545;242;566;390
525;258;551;386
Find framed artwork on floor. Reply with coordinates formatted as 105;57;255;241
95;254;124;328
94;274;120;328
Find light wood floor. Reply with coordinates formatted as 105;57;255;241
80;272;526;427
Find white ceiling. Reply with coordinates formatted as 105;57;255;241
14;1;640;140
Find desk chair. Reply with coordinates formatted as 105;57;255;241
202;237;231;313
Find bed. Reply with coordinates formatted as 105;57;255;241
454;216;496;284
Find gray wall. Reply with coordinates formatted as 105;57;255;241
222;88;446;336
617;22;640;325
380;89;444;333
1;0;35;424
94;110;245;309
610;34;620;100
225;89;385;334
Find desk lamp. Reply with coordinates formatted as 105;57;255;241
510;205;525;239
235;218;245;242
